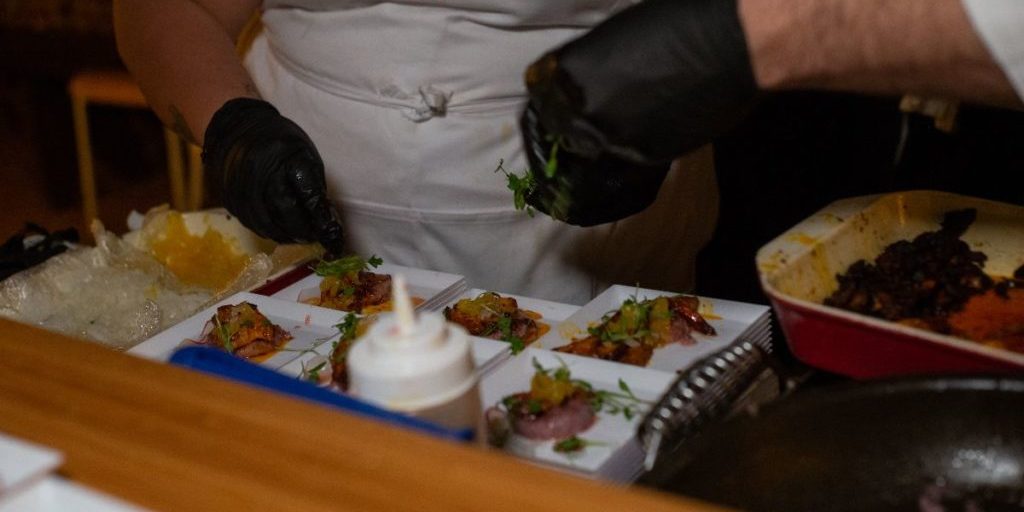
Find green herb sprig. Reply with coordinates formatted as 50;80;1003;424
314;254;383;278
305;360;327;383
544;138;561;178
497;316;526;355
495;159;536;217
212;314;235;353
588;296;654;343
530;358;649;420
552;435;608;454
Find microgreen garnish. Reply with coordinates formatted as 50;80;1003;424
495;159;536;217
495;316;526;355
544;139;560;179
529;358;648;420
493;359;648;457
588;295;655;343
329;312;363;364
334;313;360;342
314;254;383;278
553;435;608;455
305;361;327;383
212;314;234;353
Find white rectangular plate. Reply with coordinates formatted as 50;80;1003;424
269;263;464;312
441;289;581;371
533;285;771;374
129;292;352;369
480;348;673;477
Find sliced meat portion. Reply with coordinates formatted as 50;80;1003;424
318;271;392;312
507;394;597;440
201;302;292;360
554;335;654;366
555;294;713;365
669;295;717;336
444;292;542;345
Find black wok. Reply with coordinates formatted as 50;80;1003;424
639;376;1024;511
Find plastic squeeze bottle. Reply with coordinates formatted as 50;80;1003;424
347;275;481;434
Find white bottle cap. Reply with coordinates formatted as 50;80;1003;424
347;275;476;412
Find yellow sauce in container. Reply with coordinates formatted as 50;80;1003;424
147;212;251;291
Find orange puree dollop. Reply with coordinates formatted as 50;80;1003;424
148;212;250;291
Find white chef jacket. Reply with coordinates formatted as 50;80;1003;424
962;0;1024;100
244;1;718;305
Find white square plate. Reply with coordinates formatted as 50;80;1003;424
0;477;147;512
533;285;771;374
480;348;673;478
441;289;581;373
129;292;352;369
0;433;61;496
269;263;465;312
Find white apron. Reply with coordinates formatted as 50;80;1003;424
245;0;719;305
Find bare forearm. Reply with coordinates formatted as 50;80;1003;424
740;0;1021;108
113;0;260;144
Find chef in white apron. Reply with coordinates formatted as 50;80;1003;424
116;1;719;305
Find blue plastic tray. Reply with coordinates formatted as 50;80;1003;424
169;346;474;442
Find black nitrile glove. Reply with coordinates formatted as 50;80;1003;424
520;104;669;227
524;0;758;165
202;98;345;255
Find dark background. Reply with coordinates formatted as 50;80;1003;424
0;0;168;239
696;92;1024;305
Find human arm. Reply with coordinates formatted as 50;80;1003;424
744;0;1021;110
522;0;1022;169
113;0;259;144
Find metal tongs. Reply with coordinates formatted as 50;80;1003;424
638;321;776;471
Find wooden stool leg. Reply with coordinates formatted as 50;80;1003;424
164;129;186;210
187;143;204;211
71;96;99;227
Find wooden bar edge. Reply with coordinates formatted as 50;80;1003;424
0;318;730;512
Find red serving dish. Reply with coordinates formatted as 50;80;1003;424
756;190;1024;378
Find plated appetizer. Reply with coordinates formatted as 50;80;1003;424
307;255;394;313
301;313;376;390
485;359;645;455
444;292;547;354
197;302;293;360
555;295;716;366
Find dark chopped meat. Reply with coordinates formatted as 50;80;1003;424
825;209;993;324
355;271;391;309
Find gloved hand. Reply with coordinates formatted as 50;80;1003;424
524;0;758;165
520;103;669;227
202;98;345;255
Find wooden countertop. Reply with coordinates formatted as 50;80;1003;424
0;318;728;512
